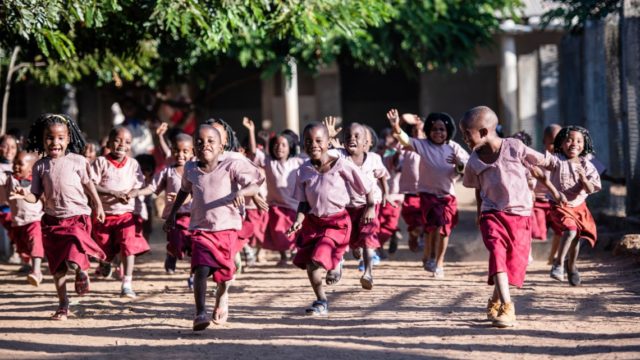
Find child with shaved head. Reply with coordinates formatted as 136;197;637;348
460;106;563;328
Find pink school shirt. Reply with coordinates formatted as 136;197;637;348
92;156;145;215
383;153;405;202
542;153;601;207
328;149;389;207
398;150;424;194
31;153;93;218
181;158;264;232
151;166;192;219
294;157;372;217
5;176;43;226
254;149;304;210
462;138;545;217
409;138;469;197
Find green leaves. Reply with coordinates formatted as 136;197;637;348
1;0;523;87
541;0;621;32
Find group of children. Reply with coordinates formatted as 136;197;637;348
1;104;602;330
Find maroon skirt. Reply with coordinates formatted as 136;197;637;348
420;193;458;237
551;202;597;247
42;214;106;274
263;205;296;252
13;220;44;262
244;208;269;247
167;214;192;259
479;211;531;288
190;229;238;283
377;200;402;246
531;200;562;240
346;205;381;249
401;194;424;231
293;211;351;271
93;212;150;261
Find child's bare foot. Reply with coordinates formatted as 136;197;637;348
192;313;211;331
352;247;362;260
51;306;69;321
212;298;229;325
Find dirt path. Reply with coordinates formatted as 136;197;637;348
1;185;639;359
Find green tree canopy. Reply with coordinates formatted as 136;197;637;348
1;0;521;88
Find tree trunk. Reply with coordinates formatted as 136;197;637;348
1;46;20;135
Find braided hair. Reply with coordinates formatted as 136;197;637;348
26;113;86;155
553;125;594;157
510;130;533;147
205;118;240;152
424;112;456;142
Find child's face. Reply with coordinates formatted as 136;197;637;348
365;129;373;151
212;123;229;149
44;124;70;158
272;136;290;160
429;120;447;145
561;130;584;159
460;123;483;150
344;125;367;156
12;152;34;179
304;127;329;161
83;143;97;163
195;127;223;163
0;137;17;162
172;141;193;166
108;128;132;161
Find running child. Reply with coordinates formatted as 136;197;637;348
92;126;149;298
164;125;263;331
243;117;303;266
324;118;389;289
11;113;106;320
4;151;44;285
287;123;373;315
378;128;404;256
460;106;563;328
388;109;469;278
0;134;18;263
544;126;601;286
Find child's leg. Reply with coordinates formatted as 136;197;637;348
492;272;516;327
553;230;577;269
277;250;288;266
434;230;448;267
360;247;375;290
121;254;135;295
422;231;434;262
548;234;561;264
493;272;511;304
31;257;42;274
567;237;581;272
66;260;89;295
52;269;70;320
306;263;326;302
193;266;210;317
212;280;230;324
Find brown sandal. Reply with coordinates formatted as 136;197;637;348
51;307;68;321
192;314;211;331
74;271;90;296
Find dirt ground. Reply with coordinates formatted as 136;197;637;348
1;186;639;359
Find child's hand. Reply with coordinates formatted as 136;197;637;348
382;195;397;208
401;113;420;125
362;205;376;224
127;189;139;199
446;153;460;165
232;191;245;208
242;117;255;132
286;221;302;236
9;186;27;200
166;192;177;203
253;194;269;212
323;116;342;139
386;109;401;132
95;206;106;223
554;192;568;206
112;191;130;204
163;215;176;232
156;122;168;137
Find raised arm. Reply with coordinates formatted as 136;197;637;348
386;109;414;150
242;117;257;156
153;122;172;160
287;201;310;236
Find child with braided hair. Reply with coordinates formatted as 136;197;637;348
11;113;106;320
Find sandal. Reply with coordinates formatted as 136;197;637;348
74;271;90;296
27;272;43;287
51;307;69;321
305;300;328;316
192;313;211;331
212;305;228;325
325;260;343;286
360;274;373;290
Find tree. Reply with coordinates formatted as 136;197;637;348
541;0;622;32
1;0;523;129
